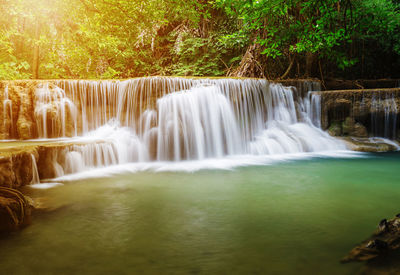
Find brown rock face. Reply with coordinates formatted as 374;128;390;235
353;123;368;138
0;187;33;232
17;88;37;139
342;117;355;135
0;150;37;189
0;82;37;139
320;88;400;139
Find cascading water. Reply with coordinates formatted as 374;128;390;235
34;83;78;138
370;92;398;139
2;85;13;138
156;86;242;161
30;154;40;184
304;92;322;128
22;77;347;180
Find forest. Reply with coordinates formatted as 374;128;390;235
1;0;400;80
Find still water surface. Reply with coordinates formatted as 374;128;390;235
1;152;400;274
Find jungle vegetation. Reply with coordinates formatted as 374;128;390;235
0;0;399;80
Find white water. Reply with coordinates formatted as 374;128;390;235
31;78;346;179
370;92;398;139
34;83;78;138
53;151;363;182
30;154;40;184
2;85;13;138
9;78;350;180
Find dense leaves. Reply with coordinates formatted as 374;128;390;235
0;0;399;79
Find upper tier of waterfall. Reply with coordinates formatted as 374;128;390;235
1;77;347;177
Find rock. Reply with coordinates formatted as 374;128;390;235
352;123;368;138
17;90;36;139
342;214;400;263
341;137;399;152
328;122;342;136
342;117;355;135
0;150;38;188
0;187;33;232
378;219;388;233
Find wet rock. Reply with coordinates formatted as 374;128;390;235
328;122;342;136
1;83;37;139
342;214;400;263
341;137;399;152
0;150;37;188
324;79;400;91
0;187;33;232
352;123;368;138
366;239;388;250
378;219;388;233
320;88;400;132
17;89;36;139
342;117;355;135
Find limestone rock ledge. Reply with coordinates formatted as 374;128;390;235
0;149;38;189
341;137;400;153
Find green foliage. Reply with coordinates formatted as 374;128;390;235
0;0;399;79
0;62;31;80
170;34;225;76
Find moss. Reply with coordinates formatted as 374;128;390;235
328;121;342;136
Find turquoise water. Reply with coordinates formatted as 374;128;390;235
1;153;400;274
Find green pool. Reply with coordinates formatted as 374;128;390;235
1;152;400;274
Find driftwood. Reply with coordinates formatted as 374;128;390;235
0;187;33;232
342;214;400;263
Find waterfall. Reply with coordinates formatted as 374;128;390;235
30;154;40;184
304;92;322;128
156;86;242;161
34;83;78;138
15;77;348;178
370;92;398;139
2;85;13;138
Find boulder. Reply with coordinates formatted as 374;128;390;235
342;117;355;135
328;122;342;136
352;123;368;138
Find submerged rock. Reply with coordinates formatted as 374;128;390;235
0;187;33;232
342;214;400;263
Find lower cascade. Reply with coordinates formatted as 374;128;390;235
2;77;347;179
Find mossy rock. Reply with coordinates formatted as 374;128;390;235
328;121;342;136
342;117;355;135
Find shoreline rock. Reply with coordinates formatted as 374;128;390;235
341;137;400;152
342;214;400;263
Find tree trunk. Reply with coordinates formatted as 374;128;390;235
32;21;40;79
305;52;316;77
280;54;295;79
